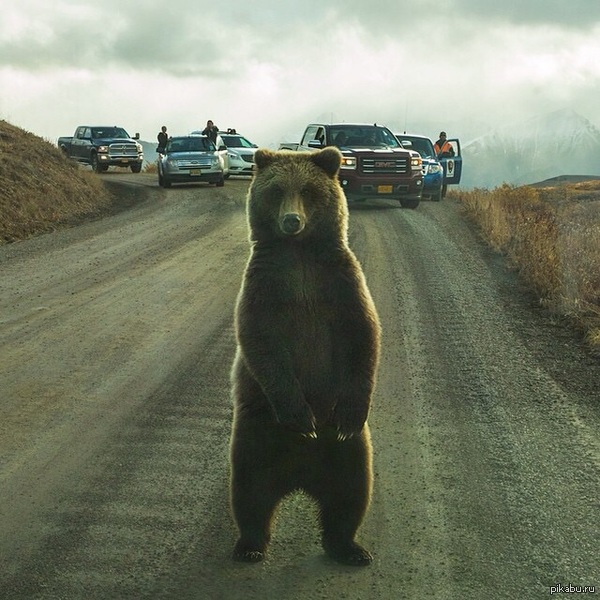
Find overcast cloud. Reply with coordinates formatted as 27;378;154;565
2;0;600;147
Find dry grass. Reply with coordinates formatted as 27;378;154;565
457;182;600;348
0;120;113;243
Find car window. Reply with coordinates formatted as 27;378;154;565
301;126;319;146
167;137;214;152
399;137;435;158
222;135;255;148
329;126;400;148
91;127;130;139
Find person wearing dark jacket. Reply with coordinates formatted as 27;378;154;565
157;125;169;153
202;120;219;144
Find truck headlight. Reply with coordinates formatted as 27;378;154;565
136;142;143;152
411;156;422;170
212;157;220;167
428;164;442;174
340;156;357;170
167;159;179;167
98;145;109;153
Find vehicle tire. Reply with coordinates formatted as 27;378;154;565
158;172;164;187
163;176;172;188
224;174;230;179
399;197;420;209
90;153;102;174
101;165;109;172
432;189;442;202
216;178;225;187
130;163;142;173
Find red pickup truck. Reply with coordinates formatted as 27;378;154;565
280;123;423;208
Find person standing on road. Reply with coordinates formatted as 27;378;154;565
157;125;169;154
434;131;455;198
434;131;455;158
202;120;219;144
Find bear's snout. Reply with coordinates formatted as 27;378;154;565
280;212;304;235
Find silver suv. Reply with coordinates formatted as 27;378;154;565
157;135;225;188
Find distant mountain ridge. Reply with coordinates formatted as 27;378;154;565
461;109;600;188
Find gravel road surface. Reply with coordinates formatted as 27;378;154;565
1;173;598;599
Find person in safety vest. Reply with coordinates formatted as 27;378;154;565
434;131;455;158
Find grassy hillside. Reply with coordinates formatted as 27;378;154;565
0;120;113;243
456;182;600;348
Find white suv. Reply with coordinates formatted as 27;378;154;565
219;130;258;177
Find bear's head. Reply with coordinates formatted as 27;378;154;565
247;147;348;243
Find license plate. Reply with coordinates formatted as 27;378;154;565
189;169;202;176
378;185;393;194
120;159;129;164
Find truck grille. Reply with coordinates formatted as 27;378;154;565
361;157;408;174
109;143;139;157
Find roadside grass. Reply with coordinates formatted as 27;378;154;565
456;182;600;348
0;120;112;243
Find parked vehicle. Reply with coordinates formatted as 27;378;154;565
280;123;423;208
218;130;257;177
395;133;444;201
189;131;230;177
157;135;225;188
58;126;143;173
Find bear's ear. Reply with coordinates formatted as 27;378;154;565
311;147;342;178
254;148;276;170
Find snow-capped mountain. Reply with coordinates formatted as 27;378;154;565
461;109;600;188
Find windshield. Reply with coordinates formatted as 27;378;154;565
221;135;255;148
166;137;216;152
329;125;400;149
397;136;435;158
91;127;131;139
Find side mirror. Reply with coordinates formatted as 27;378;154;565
134;133;140;140
218;145;227;151
308;139;324;149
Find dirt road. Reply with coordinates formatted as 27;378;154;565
1;174;598;599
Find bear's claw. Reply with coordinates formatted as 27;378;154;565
324;541;373;566
233;547;265;563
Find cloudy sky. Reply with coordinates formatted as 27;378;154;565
2;0;600;147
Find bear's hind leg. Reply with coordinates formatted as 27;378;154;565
230;420;290;563
231;486;280;563
314;430;373;566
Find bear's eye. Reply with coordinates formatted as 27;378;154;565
269;184;284;199
301;184;317;198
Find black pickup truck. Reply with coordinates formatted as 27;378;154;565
58;126;144;173
280;123;423;208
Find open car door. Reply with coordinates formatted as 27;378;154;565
440;138;462;185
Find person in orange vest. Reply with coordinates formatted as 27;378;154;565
434;131;455;158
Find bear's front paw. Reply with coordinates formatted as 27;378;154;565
332;403;368;441
275;401;317;437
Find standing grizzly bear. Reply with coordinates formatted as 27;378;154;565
230;147;381;566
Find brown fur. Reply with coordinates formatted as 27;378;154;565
229;147;381;565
